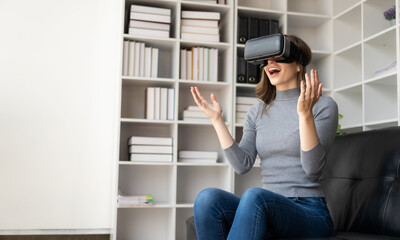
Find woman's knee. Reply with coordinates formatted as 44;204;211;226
194;187;224;211
241;187;276;203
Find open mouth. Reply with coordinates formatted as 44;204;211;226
267;67;281;77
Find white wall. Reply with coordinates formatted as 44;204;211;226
0;0;121;231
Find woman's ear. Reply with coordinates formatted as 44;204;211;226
297;64;300;72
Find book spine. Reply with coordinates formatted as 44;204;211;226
130;12;171;24
237;57;246;83
130;145;173;154
186;51;192;80
168;88;175;120
160;88;168;120
139;43;145;77
199;48;204;81
151;48;159;78
144;47;152;78
204;48;209;81
248;17;259;40
155;87;161;119
128;136;173;145
130;4;171;16
213;49;218;82
128;41;135;76
134;42;140;76
123;41;129;76
192;47;198;81
181;11;220;20
238;16;248;44
180;49;187;79
146;87;155;120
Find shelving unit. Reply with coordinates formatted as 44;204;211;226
113;0;400;239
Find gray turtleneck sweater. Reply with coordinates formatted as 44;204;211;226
224;88;338;197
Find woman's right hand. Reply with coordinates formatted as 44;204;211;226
190;86;222;122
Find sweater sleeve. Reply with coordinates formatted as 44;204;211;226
223;104;259;174
300;97;338;178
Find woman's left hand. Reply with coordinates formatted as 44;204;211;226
297;69;322;117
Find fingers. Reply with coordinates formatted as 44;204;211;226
305;72;311;98
190;87;203;107
210;93;218;104
299;80;305;100
310;70;315;99
194;87;209;105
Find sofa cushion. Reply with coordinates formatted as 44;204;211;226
321;127;400;237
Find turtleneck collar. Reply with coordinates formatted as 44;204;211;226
275;87;300;100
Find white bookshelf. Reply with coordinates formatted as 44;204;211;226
113;0;400;239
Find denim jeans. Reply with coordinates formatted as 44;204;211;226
193;187;334;240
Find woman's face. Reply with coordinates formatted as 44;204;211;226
263;59;300;90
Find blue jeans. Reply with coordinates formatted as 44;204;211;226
193;187;334;240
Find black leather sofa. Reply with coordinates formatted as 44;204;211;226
186;126;400;239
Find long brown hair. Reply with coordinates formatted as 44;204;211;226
255;35;312;115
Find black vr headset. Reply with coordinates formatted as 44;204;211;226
244;33;304;68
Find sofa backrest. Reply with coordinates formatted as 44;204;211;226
321;126;400;236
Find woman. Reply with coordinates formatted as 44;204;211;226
190;35;338;240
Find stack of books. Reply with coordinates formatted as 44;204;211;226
122;41;159;78
146;87;175;120
128;4;171;38
179;150;218;164
181;10;220;42
180;47;218;81
129;136;173;162
236;96;259;124
182;105;210;122
118;190;153;206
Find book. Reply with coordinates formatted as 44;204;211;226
139;43;145;77
128;136;172;146
144;47;152;77
270;20;279;34
134;42;140;76
235;112;247;118
238;16;248;44
246;62;258;84
123;41;129;76
236;96;259;105
199;47;204;81
151;48;159;78
130;4;171;16
204;48;209;81
183;110;207;118
129;145;173;154
179;158;217;164
236;104;252;112
181;25;219;35
154;87;161;119
130;12;171;24
179;150;218;159
237;57;246;83
181;19;218;28
211;49;218;81
128;41;135;76
129;27;169;38
248;17;259;40
181;32;220;42
185;105;201;111
180;49;187;79
187;0;217;3
129;20;170;31
146;87;155;120
192;47;198;81
183;117;211;123
160;88;168;120
259;19;270;37
186;50;192;80
118;191;153;206
131;153;172;162
167;88;175;120
181;11;220;20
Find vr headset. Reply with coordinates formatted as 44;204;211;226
244;33;304;68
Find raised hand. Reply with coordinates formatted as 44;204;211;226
297;69;322;116
190;86;222;121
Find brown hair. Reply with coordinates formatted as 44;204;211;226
255;35;312;115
